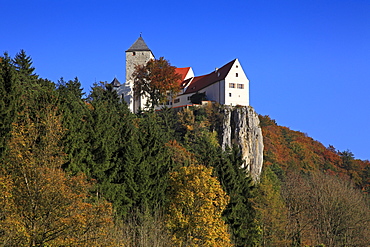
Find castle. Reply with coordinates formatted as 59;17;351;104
112;36;250;113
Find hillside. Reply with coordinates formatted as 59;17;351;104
260;115;370;192
1;51;369;246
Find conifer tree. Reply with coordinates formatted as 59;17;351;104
0;50;55;161
0;53;17;160
57;77;92;174
88;82;128;181
134;112;172;210
87;83;172;220
218;148;260;247
114;111;173;217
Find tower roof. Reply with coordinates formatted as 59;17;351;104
111;77;121;87
126;36;151;52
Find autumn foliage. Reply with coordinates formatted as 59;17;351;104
0;107;114;246
166;164;232;247
259;115;369;192
133;57;182;108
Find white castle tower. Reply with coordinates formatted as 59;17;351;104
125;36;154;82
112;36;154;112
124;36;154;112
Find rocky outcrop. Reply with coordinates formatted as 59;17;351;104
220;106;264;182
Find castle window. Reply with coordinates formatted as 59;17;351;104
229;93;232;97
237;84;244;89
133;52;136;56
229;83;235;88
236;73;238;77
236;65;239;68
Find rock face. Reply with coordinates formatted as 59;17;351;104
220;106;264;182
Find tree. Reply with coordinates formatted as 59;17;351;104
133;57;182;109
190;92;207;104
307;172;370;246
281;171;311;246
0;53;17;160
255;166;288;246
0;104;115;246
217;148;260;247
57;77;92;175
166;164;232;247
282;171;370;246
175;105;260;246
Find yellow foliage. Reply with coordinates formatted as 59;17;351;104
166;164;232;247
0;106;116;246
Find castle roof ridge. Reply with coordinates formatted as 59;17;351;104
184;59;237;94
126;36;151;52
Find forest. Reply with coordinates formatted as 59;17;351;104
0;51;369;246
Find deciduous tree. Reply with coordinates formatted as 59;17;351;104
166;164;231;247
282;170;370;246
133;57;181;109
0;105;115;246
255;166;288;246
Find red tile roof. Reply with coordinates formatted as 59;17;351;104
175;67;191;81
184;59;236;94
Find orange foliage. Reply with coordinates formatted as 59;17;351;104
165;140;197;166
259;115;369;191
0;107;115;246
133;57;182;108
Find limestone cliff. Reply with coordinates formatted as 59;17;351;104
220;106;264;182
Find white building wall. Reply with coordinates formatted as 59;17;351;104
224;59;249;106
202;80;223;103
184;68;194;80
172;79;225;108
171;94;190;108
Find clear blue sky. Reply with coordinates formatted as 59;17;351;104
2;0;370;160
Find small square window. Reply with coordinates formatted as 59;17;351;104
237;84;244;89
174;98;180;103
133;52;136;56
236;73;238;77
229;93;232;97
229;83;235;88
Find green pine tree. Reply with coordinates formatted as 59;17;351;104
57;77;92;175
0;53;17;160
218;147;260;247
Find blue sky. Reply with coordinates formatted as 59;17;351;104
2;0;370;160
